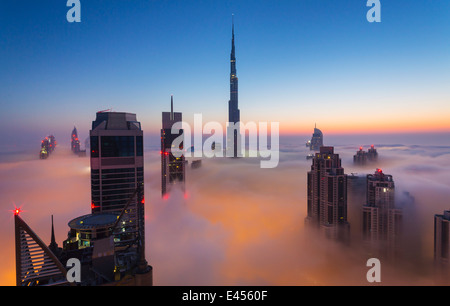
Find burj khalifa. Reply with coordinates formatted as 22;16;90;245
227;16;241;158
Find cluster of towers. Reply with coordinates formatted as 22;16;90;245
14;19;242;286
14;18;450;286
39;135;57;159
305;146;403;260
16;112;152;286
306;144;450;273
353;145;378;165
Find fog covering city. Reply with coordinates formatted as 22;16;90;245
0;133;449;286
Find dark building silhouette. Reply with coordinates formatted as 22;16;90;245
39;135;57;159
434;210;450;267
71;127;81;154
362;169;401;260
306;146;349;243
226;16;241;158
161;95;185;197
353;145;378;165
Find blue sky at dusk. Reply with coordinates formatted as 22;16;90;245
1;0;449;145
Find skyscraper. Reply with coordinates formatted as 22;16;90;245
308;124;323;151
353;145;378;165
161;95;185;197
306;146;349;242
71;126;81;154
362;169;401;259
227;16;241;158
434;210;450;266
89;112;146;260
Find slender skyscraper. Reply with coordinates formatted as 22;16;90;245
161;95;185;197
362;169;401;259
306;146;349;242
227;15;241;158
71;126;81;154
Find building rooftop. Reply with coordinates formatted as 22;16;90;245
68;212;119;230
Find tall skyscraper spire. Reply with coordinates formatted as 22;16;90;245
227;14;241;157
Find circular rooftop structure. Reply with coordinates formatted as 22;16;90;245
68;212;119;231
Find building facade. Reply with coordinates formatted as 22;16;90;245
161;95;185;197
362;169;401;259
306;146;349;242
434;210;450;266
308;124;324;151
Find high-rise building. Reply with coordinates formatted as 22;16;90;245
89;112;148;269
161;95;185;197
353;145;378;165
367;144;378;161
227;16;241;158
362;169;401;259
308;124;323;151
434;210;450;266
15;111;152;286
306;146;349;242
71;126;81;154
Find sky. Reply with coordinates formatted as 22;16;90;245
1;0;449;148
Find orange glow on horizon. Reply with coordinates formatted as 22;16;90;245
279;120;450;135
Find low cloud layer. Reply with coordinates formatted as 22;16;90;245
1;138;450;285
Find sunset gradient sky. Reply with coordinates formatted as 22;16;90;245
0;0;449;145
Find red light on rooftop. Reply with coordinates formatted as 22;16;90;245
359;146;363;150
13;207;22;216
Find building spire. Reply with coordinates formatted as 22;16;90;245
49;215;58;253
231;14;235;61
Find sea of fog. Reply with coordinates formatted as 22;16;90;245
0;132;449;285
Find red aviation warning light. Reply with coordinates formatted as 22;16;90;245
13;207;22;216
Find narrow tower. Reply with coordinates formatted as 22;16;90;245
161;95;185;197
227;15;241;157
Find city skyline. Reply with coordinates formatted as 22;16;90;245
0;0;450;288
